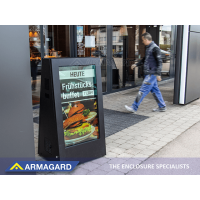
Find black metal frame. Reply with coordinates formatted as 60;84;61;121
173;25;183;104
70;25;77;57
106;25;113;93
169;25;177;78
146;25;160;46
40;25;44;63
38;57;106;163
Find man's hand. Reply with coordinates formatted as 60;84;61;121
157;76;162;82
131;64;137;70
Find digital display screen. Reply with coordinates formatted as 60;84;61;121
59;65;99;147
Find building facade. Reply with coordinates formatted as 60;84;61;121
29;25;176;96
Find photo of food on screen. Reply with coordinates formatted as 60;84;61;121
62;99;99;147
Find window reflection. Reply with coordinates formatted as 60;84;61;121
112;25;146;90
44;25;70;58
76;25;107;92
159;25;172;79
28;25;174;102
29;25;41;105
30;25;71;105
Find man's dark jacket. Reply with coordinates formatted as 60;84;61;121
136;41;162;76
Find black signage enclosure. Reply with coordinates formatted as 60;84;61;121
38;58;106;163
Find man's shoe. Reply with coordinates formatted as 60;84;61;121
152;107;167;112
125;105;136;113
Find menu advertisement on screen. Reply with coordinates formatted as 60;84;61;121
59;65;99;147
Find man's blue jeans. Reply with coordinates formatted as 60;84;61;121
132;75;166;111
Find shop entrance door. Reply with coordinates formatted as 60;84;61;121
76;25;107;92
111;25;146;91
147;25;175;80
146;25;160;46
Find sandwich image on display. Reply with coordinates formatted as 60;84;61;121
63;104;92;140
68;103;85;117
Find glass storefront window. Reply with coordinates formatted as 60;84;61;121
76;25;107;92
159;25;172;79
29;25;41;57
112;25;146;90
30;25;71;105
44;25;70;58
29;25;175;103
29;25;42;105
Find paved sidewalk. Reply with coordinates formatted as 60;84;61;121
151;121;200;158
33;78;200;175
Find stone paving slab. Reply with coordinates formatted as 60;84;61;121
106;170;124;175
70;167;90;175
96;162;114;172
91;157;111;165
116;153;134;159
87;169;108;175
80;162;100;171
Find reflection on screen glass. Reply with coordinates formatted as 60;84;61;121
59;65;99;147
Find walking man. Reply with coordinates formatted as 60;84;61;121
125;32;166;113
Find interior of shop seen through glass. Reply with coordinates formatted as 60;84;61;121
29;25;172;105
111;25;172;90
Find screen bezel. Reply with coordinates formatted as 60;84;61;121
51;57;106;161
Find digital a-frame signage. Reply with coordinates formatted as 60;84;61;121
38;58;106;163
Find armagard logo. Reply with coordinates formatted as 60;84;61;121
10;163;24;171
5;161;79;172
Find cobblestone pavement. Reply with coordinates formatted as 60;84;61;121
33;78;200;175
